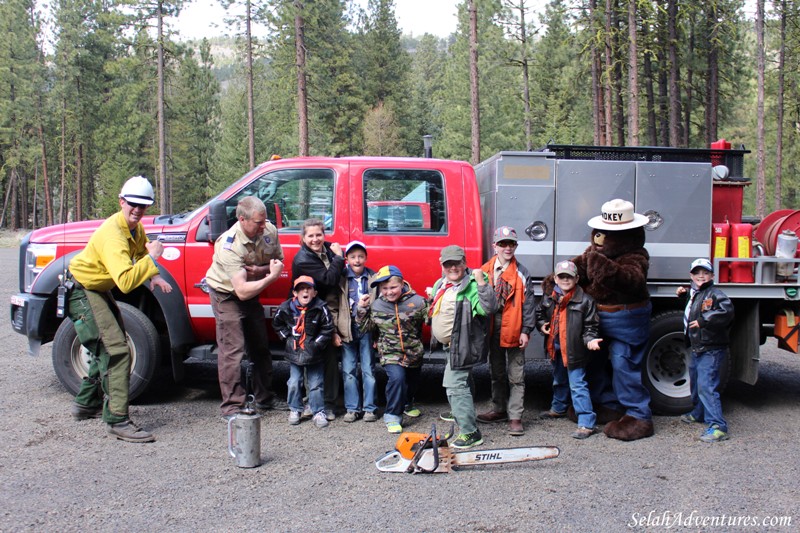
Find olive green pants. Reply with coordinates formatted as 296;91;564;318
68;287;130;424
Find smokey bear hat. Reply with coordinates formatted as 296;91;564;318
588;199;649;231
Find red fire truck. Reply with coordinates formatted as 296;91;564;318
10;143;800;414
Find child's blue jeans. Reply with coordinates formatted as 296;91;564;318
287;361;324;415
688;348;728;432
550;352;596;429
341;334;377;413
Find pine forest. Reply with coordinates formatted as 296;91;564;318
0;0;795;229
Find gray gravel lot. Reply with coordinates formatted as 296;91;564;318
0;247;798;532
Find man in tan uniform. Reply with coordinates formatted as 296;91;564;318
205;196;285;419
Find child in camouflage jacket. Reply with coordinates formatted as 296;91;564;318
357;265;428;434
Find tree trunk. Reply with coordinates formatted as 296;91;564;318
37;122;52;227
75;144;82;219
59;97;67;224
0;172;14;229
641;21;656;145
684;15;694;145
705;4;719;144
667;0;682;146
627;0;639;146
517;1;532;151
613;1;625;146
157;0;168;213
295;1;308;157
603;0;613;145
246;0;256;169
775;0;786;210
755;0;766;217
469;0;480;164
589;0;601;144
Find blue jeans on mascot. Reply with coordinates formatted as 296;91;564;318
591;303;653;421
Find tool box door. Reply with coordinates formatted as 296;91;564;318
635;161;712;280
553;159;636;265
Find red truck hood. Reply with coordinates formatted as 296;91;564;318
28;216;167;245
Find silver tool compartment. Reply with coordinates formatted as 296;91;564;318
474;144;745;281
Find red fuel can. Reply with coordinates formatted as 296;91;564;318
712;221;731;282
730;223;754;283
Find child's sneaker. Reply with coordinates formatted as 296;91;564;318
288;410;301;425
343;411;360;423
313;411;329;428
699;425;728;443
403;405;421;418
386;421;402;434
571;426;597;439
452;430;483;449
363;411;378;422
300;404;313;420
680;413;701;424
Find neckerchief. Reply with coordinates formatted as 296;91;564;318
428;281;454;317
290;297;308;350
546;287;575;366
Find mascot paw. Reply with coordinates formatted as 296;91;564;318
567;405;623;424
603;415;654;441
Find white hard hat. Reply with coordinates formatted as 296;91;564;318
119;176;155;206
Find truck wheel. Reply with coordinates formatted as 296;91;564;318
643;310;730;415
52;302;161;401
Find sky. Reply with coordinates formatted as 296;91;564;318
173;0;460;41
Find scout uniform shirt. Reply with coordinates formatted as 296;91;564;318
205;220;284;295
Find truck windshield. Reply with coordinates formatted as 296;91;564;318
222;168;335;231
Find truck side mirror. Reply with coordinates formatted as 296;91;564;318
208;200;228;243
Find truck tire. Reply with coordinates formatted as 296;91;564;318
643;310;729;415
52;302;161;401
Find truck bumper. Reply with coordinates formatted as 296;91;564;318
10;293;56;354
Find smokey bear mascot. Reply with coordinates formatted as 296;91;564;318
556;199;655;441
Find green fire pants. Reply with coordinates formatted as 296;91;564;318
68;287;130;424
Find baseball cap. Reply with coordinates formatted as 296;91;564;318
293;275;316;289
370;265;403;287
440;245;466;264
690;258;713;273
554;260;578;277
493;226;518;243
345;240;367;255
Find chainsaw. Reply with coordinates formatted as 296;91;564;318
375;424;560;473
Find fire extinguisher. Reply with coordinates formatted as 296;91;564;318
730;223;754;283
712;221;731;283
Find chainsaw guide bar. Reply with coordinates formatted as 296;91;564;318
375;425;560;473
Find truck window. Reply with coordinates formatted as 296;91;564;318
363;169;446;233
225;169;335;231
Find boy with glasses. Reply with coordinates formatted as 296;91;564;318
477;226;536;436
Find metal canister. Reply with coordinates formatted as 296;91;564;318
228;411;262;468
776;230;799;277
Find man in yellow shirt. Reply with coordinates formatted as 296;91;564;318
68;176;172;443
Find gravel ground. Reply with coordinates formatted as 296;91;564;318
0;247;798;532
